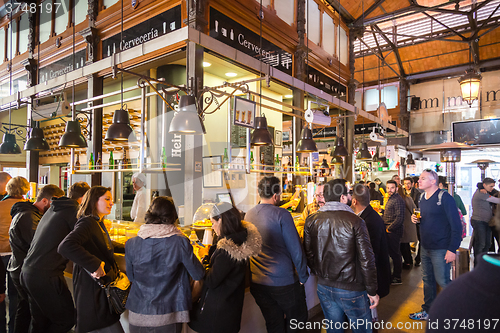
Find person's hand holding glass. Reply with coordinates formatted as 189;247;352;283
411;208;420;224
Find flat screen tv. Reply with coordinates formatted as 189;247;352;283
452;118;500;146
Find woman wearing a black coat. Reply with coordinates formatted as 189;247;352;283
58;186;124;333
189;202;261;333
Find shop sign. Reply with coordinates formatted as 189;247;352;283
102;5;181;58
209;8;293;76
39;50;86;83
354;121;397;135
312;126;336;137
307;65;346;99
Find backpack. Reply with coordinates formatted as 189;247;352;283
419;190;466;239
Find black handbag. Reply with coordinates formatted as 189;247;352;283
97;270;131;315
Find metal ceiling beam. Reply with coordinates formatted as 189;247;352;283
421;11;467;40
351;0;466;27
405;57;500;81
352;0;387;26
325;0;355;23
468;10;480;66
372;25;406;76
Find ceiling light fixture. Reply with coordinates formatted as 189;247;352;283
202;62;211;67
296;126;318;153
250;115;273;146
169;95;204;135
25;123;50;151
225;72;237;77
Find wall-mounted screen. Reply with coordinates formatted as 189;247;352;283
452;118;500;145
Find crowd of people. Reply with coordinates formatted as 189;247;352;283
0;170;498;333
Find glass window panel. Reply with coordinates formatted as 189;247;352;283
306;0;320;44
39;2;52;43
337;26;348;65
54;0;70;35
0;28;4;64
364;88;379;111
6;20;17;60
275;0;294;25
381;86;398;109
103;0;119;9
261;0;271;8
19;14;29;55
74;0;88;25
355;90;362;109
322;12;334;55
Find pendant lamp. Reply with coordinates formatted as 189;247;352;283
25;125;50;151
380;158;389;168
333;137;348;157
59;120;88;148
356;142;372;160
296;127;317;152
169;95;205;135
0;133;21;154
251;116;273;146
105;108;138;141
329;155;343;165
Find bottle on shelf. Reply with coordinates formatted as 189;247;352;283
250;151;254;170
108;151;114;170
89;152;95;170
96;152;102;170
74;153;80;171
122;150;129;169
223;148;229;169
161;147;168;168
295;156;300;172
261;153;265;171
275;154;280;171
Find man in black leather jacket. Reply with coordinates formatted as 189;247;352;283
304;179;379;332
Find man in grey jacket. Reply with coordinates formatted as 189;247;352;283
471;177;500;265
304;179;379;333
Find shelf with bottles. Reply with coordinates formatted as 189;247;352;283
66;162;182;174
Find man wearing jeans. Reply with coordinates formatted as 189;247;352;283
471;177;500;265
409;169;462;321
304;179;379;333
246;176;309;332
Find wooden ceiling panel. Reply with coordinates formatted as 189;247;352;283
366;7;386;20
406;50;469;73
480;43;500;61
398;40;466;60
479;27;500;46
341;0;377;19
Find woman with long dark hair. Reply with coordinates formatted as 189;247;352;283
189;202;261;333
58;186;123;333
125;196;204;333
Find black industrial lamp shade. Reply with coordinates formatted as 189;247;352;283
0;133;21;154
356;142;372;160
330;156;343;165
169;95;205;135
380;158;389;168
105;109;138;141
320;159;329;169
296;127;318;152
251;116;273;146
333;137;348;157
406;153;415;165
59;121;88;148
25;128;50;151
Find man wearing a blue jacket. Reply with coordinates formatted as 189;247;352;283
409;169;462;321
246;176;309;333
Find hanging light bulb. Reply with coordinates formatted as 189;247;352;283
296;127;317;152
333;137;348;157
59;120;88;148
169;95;205;135
25;124;50;151
356;142;372;160
0;133;21;154
458;69;481;106
251;116;273;146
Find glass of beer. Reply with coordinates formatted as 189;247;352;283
414;208;421;219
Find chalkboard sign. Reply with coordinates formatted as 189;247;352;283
260;126;275;167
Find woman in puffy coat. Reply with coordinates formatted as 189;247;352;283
58;186;123;333
125;196;204;333
189;202;262;333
